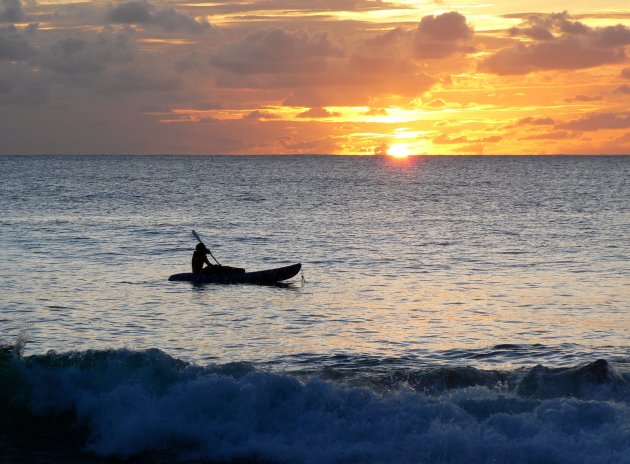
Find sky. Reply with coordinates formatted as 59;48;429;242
1;0;629;155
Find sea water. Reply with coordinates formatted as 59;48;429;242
1;155;629;463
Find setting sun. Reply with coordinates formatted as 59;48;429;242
387;143;411;158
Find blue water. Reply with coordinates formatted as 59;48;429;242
1;155;629;463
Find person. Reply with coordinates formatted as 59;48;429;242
192;243;216;274
192;243;246;275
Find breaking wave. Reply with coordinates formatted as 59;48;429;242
1;344;629;463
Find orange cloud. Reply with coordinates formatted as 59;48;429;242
564;94;603;103
521;131;570;140
516;117;556;126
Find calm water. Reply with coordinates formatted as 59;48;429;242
1;155;629;463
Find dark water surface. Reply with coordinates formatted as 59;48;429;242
1;155;629;463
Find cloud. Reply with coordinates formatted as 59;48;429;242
521;131;570;140
594;24;630;47
95;69;181;95
107;0;152;23
508;11;589;38
0;0;24;23
622;68;630;79
243;110;279;120
0;23;189;109
280;134;341;154
516;116;556;125
416;11;473;43
0;23;36;61
0;61;47;106
614;84;630;94
481;37;626;75
509;25;554;41
559;111;630;131
296;107;340;118
186;0;404;15
106;0;211;32
413;12;474;59
212;28;342;74
38;30;135;75
432;133;501;144
564;94;603;103
481;12;630;75
360;11;474;61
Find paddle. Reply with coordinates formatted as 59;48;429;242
192;229;222;266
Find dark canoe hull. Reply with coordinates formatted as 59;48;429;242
168;263;301;285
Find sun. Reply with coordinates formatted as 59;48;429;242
387;143;411;158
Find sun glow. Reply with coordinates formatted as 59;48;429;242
387;143;411;158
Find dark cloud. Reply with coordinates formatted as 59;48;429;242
559;111;630;131
614;84;630;95
0;23;189;109
243;110;279;120
594;24;630;47
38;30;135;75
107;1;152;23
95;69;182;95
413;12;474;59
0;23;36;61
359;11;474;61
622;68;630;79
106;0;211;32
212;28;342;74
509;25;554;41
509;11;589;38
280;134;341;154
0;61;47;106
481;36;626;75
416;11;472;42
0;0;24;23
481;12;630;75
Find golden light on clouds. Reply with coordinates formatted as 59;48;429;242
1;0;630;154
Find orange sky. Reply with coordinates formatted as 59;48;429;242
1;0;629;154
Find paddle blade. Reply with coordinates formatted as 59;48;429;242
192;229;203;243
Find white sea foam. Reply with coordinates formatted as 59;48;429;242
9;348;629;464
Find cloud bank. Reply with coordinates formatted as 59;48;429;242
0;2;629;154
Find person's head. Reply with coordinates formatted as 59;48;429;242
196;243;210;254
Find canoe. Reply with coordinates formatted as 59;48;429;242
168;263;301;285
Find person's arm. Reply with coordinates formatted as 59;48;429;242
204;255;212;266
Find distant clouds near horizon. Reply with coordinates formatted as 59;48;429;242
1;0;630;155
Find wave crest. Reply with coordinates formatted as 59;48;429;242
2;345;629;463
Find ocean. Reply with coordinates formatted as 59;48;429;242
1;154;629;463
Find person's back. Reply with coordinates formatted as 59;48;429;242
192;243;210;273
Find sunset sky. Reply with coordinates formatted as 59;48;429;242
1;0;629;155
